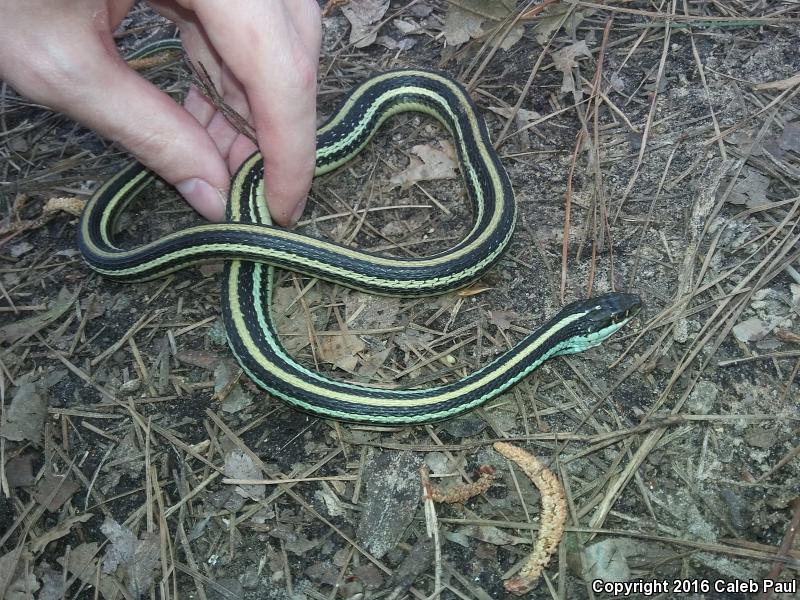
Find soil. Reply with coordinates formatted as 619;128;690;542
1;2;799;599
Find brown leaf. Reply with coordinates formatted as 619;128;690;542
488;106;542;138
32;471;79;512
0;547;29;600
533;4;585;44
101;518;160;598
443;0;523;49
443;4;484;46
345;294;401;330
342;0;390;47
488;310;520;332
175;349;227;371
319;333;366;373
552;40;592;95
224;451;265;500
30;513;94;554
9;242;33;258
388;141;457;189
353;563;384;589
4;453;36;488
57;543;118;599
458;524;529;546
273;286;320;353
304;562;339;586
729;168;770;207
0;380;48;446
0;287;75;345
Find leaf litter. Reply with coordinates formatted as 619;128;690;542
2;1;800;598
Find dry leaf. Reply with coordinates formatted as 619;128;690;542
729;168;770;207
208;577;244;600
214;363;252;413
4;453;36;488
376;35;416;51
174;350;226;370
345;294;401;330
443;4;484;46
458;524;529;546
386;537;433;596
224;451;265;500
357;343;391;378
552;40;592;95
342;0;390;47
305;562;339;585
101;518;160;599
32;471;79;512
9;241;33;258
30;513;94;554
533;4;585;45
273;286;316;353
36;565;66;600
732;317;774;343
0;379;47;446
393;18;422;36
443;0;523;49
388;141;457;189
0;287;75;345
0;547;36;600
314;488;346;517
488;310;519;332
395;329;434;353
1;569;38;599
57;542;118;599
582;539;633;583
488;106;542;126
498;23;525;50
353;563;384;590
319;333;366;373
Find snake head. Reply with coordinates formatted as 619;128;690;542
552;292;642;355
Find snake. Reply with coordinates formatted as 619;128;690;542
77;40;641;424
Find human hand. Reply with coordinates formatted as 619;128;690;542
0;0;321;225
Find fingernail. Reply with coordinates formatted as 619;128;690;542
176;178;226;221
289;199;307;227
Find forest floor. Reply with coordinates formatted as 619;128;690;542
1;1;799;598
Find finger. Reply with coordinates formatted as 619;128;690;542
228;134;259;176
207;65;253;160
281;0;322;56
160;11;259;193
175;15;223;83
188;0;320;226
184;85;216;128
51;37;231;220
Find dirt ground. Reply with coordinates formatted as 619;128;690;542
1;1;799;599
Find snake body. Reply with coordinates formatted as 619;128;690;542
78;42;641;423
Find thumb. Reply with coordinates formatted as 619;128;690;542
51;41;231;221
